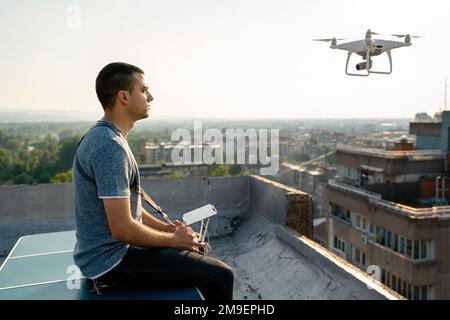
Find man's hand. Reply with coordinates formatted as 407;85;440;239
171;225;206;252
161;220;183;233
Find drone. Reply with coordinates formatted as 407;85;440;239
313;29;420;76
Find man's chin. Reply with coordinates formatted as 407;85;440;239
135;113;149;121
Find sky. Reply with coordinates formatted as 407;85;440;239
0;0;449;119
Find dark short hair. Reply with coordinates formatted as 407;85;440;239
95;62;144;109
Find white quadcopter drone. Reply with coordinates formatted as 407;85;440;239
313;29;420;76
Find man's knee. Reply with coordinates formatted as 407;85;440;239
218;262;234;285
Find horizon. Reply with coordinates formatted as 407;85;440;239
0;108;417;122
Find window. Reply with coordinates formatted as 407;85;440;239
421;286;428;300
330;203;351;224
340;240;345;252
402;280;407;297
369;223;375;235
413;286;420;300
392;275;397;291
362;217;366;231
346;244;353;260
420;240;427;259
386;231;392;249
413;240;420;260
380;228;386;246
399;236;405;255
355;248;361;264
334;236;347;255
355;215;361;229
393;234;399;252
406;239;412;258
362;252;366;266
375;226;383;244
386;271;391;287
407;284;412;300
381;269;385;284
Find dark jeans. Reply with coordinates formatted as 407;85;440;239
98;246;234;300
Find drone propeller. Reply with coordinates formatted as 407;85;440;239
312;38;349;42
390;34;422;38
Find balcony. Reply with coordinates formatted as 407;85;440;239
328;179;450;218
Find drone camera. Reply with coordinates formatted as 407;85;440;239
356;60;372;71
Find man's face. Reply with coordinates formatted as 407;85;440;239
127;72;153;120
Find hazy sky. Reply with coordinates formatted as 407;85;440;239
0;0;449;119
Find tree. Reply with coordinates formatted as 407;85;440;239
229;164;242;176
51;170;73;183
58;135;81;171
288;152;311;163
208;164;230;177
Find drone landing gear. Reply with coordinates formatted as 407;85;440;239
345;49;392;76
369;50;392;75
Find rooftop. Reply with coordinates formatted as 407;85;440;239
0;176;401;299
337;145;443;161
328;179;450;219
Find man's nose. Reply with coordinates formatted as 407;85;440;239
147;92;153;102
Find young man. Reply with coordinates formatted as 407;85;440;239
73;62;234;299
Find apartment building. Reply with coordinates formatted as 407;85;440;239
324;111;450;300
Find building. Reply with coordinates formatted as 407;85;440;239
409;111;450;151
139;163;209;179
142;142;212;165
0;176;400;299
324;111;450;300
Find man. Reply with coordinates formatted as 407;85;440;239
73;62;234;300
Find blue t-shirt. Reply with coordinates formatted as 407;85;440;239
72;120;142;279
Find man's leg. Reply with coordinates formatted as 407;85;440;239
98;246;234;300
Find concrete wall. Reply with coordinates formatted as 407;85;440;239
140;176;249;237
336;151;444;175
0;183;75;257
249;175;313;238
0;175;399;299
0;176;249;257
416;136;441;150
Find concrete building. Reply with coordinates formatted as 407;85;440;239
324;117;450;300
409;110;450;151
142;142;214;165
139;163;209;179
0;176;400;299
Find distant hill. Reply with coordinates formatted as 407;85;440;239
0;110;101;123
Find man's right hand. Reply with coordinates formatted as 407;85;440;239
171;226;206;252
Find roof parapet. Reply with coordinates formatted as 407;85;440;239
328;179;450;219
337;144;443;160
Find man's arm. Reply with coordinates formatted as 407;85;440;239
141;208;173;232
103;198;204;251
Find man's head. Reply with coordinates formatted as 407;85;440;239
96;62;153;119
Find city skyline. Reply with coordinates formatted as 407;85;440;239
1;0;449;119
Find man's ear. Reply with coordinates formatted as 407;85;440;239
117;90;129;105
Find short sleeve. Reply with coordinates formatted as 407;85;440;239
90;141;132;198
